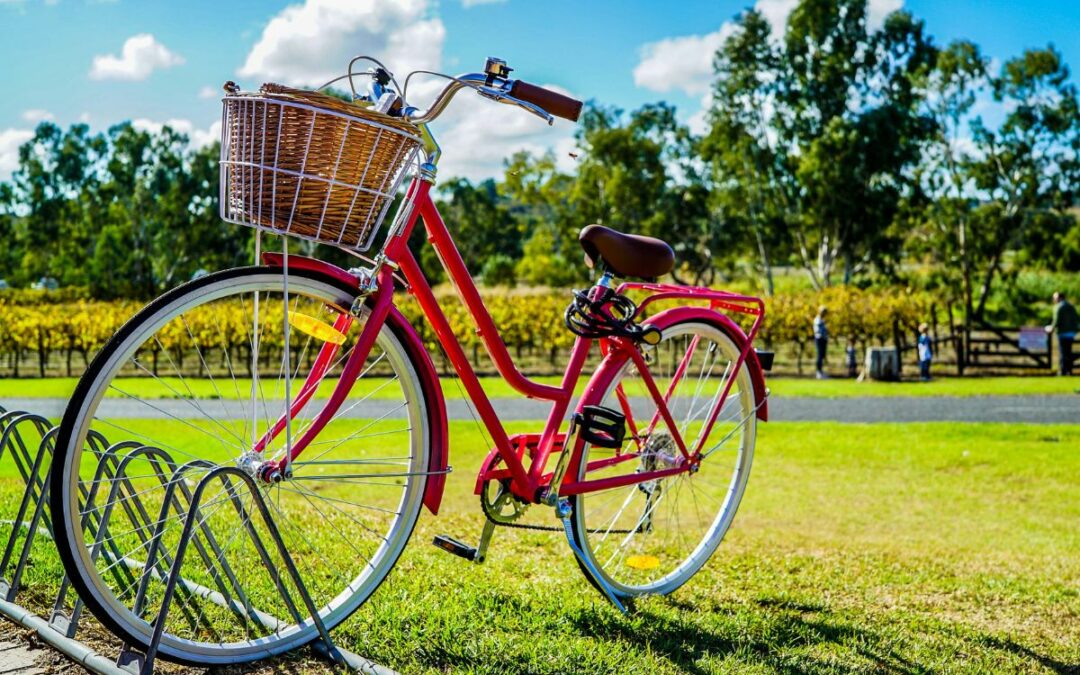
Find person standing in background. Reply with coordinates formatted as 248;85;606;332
917;323;933;381
1046;292;1077;376
813;306;829;379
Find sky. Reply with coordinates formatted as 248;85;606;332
0;0;1077;182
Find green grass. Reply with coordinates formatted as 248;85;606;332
2;420;1077;672
767;375;1080;398
0;374;1077;402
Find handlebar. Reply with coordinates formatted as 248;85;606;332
509;81;583;122
401;65;582;126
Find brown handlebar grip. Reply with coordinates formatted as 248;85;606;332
509;80;583;122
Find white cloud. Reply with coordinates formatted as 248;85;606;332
21;109;53;123
868;0;904;31
198;85;219;99
634;0;804;99
754;0;799;37
131;118;221;149
0;128;33;178
89;33;184;81
237;0;571;181
633;25;735;96
461;0;505;6
238;0;443;88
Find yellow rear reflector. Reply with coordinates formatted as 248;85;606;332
288;313;346;345
625;555;660;570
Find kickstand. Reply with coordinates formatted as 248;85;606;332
556;500;628;614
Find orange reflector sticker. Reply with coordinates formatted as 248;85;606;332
288;313;346;345
625;555;660;570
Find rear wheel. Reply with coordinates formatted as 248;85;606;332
50;267;429;665
570;318;756;598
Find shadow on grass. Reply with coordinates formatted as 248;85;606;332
571;594;1067;675
567;598;932;675
974;635;1079;675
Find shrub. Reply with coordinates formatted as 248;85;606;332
480;254;517;287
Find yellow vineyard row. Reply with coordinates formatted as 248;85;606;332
0;285;933;372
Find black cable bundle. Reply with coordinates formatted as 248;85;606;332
564;287;657;343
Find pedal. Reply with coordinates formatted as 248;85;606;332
574;405;626;449
432;535;478;561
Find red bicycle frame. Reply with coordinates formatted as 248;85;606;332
257;176;768;509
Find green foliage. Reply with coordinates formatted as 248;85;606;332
514;225;583;287
480;253;517;287
2;121;250;298
706;1;935;289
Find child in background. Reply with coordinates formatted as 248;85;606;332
917;323;933;381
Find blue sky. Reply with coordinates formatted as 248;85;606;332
1;0;1077;180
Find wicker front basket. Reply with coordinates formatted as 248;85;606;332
219;83;422;250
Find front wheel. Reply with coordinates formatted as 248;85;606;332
50;267;430;665
570;318;756;598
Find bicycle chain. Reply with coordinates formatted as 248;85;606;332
480;480;563;532
478;481;637;535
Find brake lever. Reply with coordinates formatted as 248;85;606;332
477;84;555;125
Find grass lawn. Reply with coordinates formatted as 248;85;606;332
0;374;1077;402
1;420;1077;672
768;375;1080;398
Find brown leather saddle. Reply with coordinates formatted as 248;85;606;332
578;224;675;279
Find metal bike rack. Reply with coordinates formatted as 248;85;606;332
0;406;395;675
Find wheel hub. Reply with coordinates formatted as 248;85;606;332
637;431;678;496
236;452;286;484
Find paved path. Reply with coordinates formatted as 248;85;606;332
0;637;43;675
5;395;1079;424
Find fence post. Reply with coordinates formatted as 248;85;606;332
892;319;903;378
1047;330;1053;374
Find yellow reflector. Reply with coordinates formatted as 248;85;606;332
288;313;346;345
625;555;660;570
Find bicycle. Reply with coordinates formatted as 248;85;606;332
48;56;771;665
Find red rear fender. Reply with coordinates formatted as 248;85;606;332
642;306;769;421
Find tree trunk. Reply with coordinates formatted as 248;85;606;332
753;226;775;296
974;248;1003;322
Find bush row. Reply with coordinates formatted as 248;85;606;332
0;287;937;377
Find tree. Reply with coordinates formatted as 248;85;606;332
706;0;935;289
570;104;717;283
4;122;249;298
965;46;1080;318
0;183;18;281
499;151;583;283
704;8;790;294
11;122;107;287
783;2;935;286
911;40;989;337
435;177;520;271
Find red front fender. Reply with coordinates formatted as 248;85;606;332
262;253;450;514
